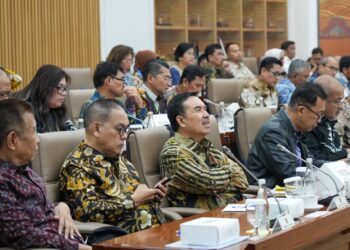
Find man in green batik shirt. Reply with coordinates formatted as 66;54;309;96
58;99;167;233
159;92;248;210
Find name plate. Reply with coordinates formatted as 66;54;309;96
328;194;349;211
272;213;295;233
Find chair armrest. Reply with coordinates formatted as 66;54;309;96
160;208;183;221
74;220;112;235
164;207;208;217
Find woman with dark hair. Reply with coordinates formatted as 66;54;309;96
106;44;135;86
15;64;75;133
170;42;196;86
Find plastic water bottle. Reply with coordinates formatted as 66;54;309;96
78;118;84;129
218;101;227;133
256;179;269;236
344;154;350;198
303;158;316;195
145;112;156;128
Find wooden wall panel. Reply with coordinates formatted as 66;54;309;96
0;0;100;88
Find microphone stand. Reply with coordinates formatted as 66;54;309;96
127;114;146;128
222;146;283;214
276;144;340;193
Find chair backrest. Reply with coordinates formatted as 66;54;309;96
127;115;222;187
64;68;94;89
234;108;273;163
64;89;95;125
32;130;85;202
242;57;258;75
207;78;248;114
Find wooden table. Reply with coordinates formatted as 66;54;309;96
93;205;350;250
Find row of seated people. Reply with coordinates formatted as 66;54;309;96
1;80;346;249
0;94;249;249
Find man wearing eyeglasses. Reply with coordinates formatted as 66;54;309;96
0;68;11;101
309;56;339;82
79;61;147;123
239;57;282;108
304;75;347;166
59;99;167;233
246;83;327;188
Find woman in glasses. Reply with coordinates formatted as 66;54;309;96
14;64;76;133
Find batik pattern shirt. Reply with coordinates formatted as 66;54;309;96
336;98;350;148
276;78;295;105
0;160;82;249
239;79;278;108
58;141;166;233
228;61;256;81
159;133;248;210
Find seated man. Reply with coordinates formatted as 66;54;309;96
276;59;311;105
310;56;339;82
127;59;171;114
225;42;255;81
304;75;347;166
0;99;89;250
79;61;147;122
59;99;167;233
247;83;327;188
202;43;233;80
240;57;282;108
160;92;248;210
167;64;206;104
0;67;11;101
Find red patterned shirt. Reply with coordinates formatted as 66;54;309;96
0;160;83;249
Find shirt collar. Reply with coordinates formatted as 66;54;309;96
174;133;211;151
79;141;120;165
142;84;158;103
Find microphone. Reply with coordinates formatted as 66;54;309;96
276;144;340;193
127;114;146;128
222;145;283;214
203;98;220;107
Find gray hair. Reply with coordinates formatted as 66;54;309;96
84;99;124;129
320;56;337;66
288;59;311;78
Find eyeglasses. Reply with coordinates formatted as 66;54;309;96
299;104;324;121
326;65;339;72
112;76;126;85
270;71;283;78
0;90;12;99
55;85;70;95
115;126;130;137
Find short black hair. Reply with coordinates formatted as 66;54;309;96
84;98;124;128
312;47;324;56
0;99;33;146
204;43;222;60
142;59;169;82
225;42;239;53
174;43;195;62
167;92;198;132
179;65;206;84
259;57;282;74
339;56;350;72
289;83;327;109
93;61;123;88
280;40;295;50
197;53;207;66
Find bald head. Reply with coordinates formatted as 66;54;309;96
315;75;344;120
0;69;11;101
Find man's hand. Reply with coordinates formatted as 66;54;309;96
54;202;81;239
131;184;166;207
124;86;144;108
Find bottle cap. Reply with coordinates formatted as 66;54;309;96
306;158;313;164
78;118;84;123
258;179;266;185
